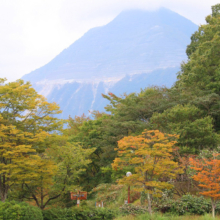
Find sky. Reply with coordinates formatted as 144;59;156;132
1;0;220;81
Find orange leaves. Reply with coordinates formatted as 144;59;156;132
112;129;182;195
190;154;220;200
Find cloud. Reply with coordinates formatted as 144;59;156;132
0;0;220;81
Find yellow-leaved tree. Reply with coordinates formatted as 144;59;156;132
112;130;183;215
0;120;42;201
0;78;63;201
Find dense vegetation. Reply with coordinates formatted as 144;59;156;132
2;3;220;220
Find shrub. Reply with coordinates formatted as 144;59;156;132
43;207;117;220
42;208;74;220
156;194;220;215
176;194;210;215
119;204;147;216
0;201;43;220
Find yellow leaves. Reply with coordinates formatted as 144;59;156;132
29;155;58;185
112;129;182;197
0;113;58;188
0;79;66;206
130;157;144;164
0;142;44;184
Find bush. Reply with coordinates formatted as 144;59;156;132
175;194;210;215
0;201;43;220
43;207;117;220
42;208;74;220
156;194;220;215
119;204;147;216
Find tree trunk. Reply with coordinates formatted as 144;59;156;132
0;191;7;202
211;199;216;218
212;206;215;218
0;175;9;202
147;192;152;215
128;186;131;203
40;186;44;210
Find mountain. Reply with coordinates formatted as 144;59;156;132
22;8;198;118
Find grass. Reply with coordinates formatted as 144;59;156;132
114;213;220;220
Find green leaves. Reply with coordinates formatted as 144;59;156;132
49;141;95;192
150;104;220;153
177;5;220;95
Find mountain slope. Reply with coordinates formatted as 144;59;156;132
22;8;198;118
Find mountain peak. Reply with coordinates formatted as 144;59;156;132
22;8;197;83
21;7;198;118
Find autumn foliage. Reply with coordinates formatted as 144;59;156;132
112;130;183;214
190;154;220;217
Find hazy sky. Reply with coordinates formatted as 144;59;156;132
1;0;220;81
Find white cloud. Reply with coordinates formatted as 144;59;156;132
0;0;220;81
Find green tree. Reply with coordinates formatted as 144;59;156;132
19;140;95;209
103;87;188;125
176;4;220;95
68;113;115;191
150;104;219;154
174;4;220;132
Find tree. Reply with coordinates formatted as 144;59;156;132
66;87;192;190
49;141;95;195
0;79;62;135
174;4;220;132
68;113;115;191
18;154;58;209
0;119;43;201
0;79;63;201
18;137;95;209
103;87;189;125
177;4;220;94
112;130;182;215
189;153;220;218
150;104;220;154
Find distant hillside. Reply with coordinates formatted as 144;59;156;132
22;8;197;118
